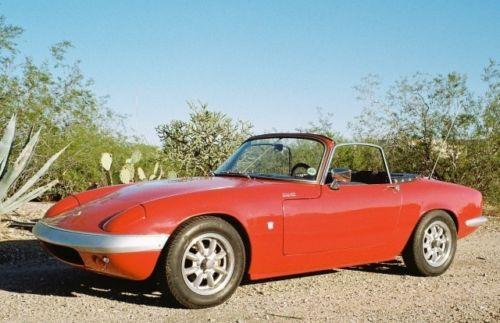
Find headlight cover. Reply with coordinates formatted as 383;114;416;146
102;205;147;233
45;196;80;218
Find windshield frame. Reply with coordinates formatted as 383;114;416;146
214;134;330;184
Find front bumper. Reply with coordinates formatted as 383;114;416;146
32;220;169;253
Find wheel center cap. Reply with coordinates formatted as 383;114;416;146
200;259;208;270
201;258;215;270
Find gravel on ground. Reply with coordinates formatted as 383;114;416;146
0;203;498;322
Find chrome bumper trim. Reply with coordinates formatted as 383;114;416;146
465;215;488;227
32;220;169;253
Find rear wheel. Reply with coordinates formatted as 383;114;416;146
403;210;457;276
159;216;245;308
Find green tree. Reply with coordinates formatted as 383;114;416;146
352;63;499;204
0;16;158;197
470;60;500;203
156;102;253;177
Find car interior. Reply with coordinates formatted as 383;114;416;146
325;168;391;185
325;144;391;185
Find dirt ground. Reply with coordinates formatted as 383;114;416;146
0;203;499;322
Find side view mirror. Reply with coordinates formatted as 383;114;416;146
330;178;340;190
329;168;352;190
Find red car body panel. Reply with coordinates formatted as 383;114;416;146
79;251;160;280
35;134;484;281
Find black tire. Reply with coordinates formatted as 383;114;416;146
158;216;246;309
403;210;457;276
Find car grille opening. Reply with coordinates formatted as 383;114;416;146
42;242;84;266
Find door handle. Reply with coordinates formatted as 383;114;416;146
387;184;400;192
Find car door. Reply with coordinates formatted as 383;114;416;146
283;144;402;255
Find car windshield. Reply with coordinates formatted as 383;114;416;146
215;137;325;181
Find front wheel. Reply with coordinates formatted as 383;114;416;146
159;216;246;308
403;210;457;276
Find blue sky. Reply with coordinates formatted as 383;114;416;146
2;1;499;144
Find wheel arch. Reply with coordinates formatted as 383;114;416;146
166;213;252;278
421;208;459;232
403;208;459;254
441;209;459;232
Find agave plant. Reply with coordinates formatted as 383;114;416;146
0;115;66;215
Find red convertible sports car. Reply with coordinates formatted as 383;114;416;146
33;133;486;308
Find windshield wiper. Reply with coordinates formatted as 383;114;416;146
213;171;252;179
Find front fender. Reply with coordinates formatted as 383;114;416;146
46;184;130;218
140;186;285;279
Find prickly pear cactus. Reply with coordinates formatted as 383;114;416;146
167;170;177;179
100;150;170;185
137;167;146;181
149;162;160;180
119;163;135;184
100;153;113;171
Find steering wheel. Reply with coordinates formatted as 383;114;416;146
291;162;311;177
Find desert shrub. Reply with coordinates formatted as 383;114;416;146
156;102;253;176
352;62;499;204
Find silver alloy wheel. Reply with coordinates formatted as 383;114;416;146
422;220;452;267
181;232;235;296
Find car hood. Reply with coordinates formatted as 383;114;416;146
44;176;251;233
